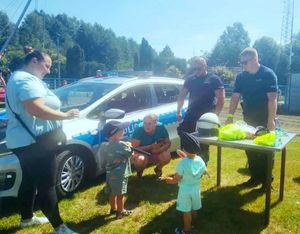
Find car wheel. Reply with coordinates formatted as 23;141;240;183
55;150;85;197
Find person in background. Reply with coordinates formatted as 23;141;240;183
96;69;103;78
5;46;79;234
62;79;68;86
131;114;171;178
100;120;133;219
226;47;278;190
161;132;209;234
0;68;11;87
0;69;7;88
177;57;225;165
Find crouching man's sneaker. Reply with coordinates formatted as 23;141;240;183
20;214;49;227
53;224;78;234
175;227;191;234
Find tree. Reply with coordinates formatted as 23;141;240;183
19;11;53;49
0;11;12;47
169;58;187;74
212;66;236;84
276;51;289;85
291;31;300;73
164;65;182;78
153;45;177;75
133;52;139;71
209;22;250;66
1;10;184;77
0;11;19;67
84;61;106;77
66;45;85;78
253;37;280;70
47;13;78;52
116;37;131;69
138;38;154;71
159;45;174;61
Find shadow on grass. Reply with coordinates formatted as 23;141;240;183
96;173;178;209
237;167;250;176
0;227;19;234
293;176;300;184
126;174;178;205
0;174;107;219
71;213;115;234
139;185;267;234
0;212;115;234
0;174;108;233
0;197;18;218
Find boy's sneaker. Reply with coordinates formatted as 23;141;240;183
175;227;191;234
20;214;49;227
53;224;78;234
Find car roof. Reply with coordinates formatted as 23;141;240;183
78;76;183;85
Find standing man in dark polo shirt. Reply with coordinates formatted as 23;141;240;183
177;57;225;164
226;47;278;189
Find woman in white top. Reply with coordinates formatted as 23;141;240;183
5;46;79;234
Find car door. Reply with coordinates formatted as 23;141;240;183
151;83;185;150
88;84;153;139
105;84;153;138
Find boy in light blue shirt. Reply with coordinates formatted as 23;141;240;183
163;132;208;234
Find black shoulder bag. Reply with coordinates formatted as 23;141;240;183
6;96;66;151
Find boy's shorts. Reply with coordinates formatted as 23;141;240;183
176;186;201;212
106;176;128;195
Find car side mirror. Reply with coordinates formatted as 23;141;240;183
103;108;125;120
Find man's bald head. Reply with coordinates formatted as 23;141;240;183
190;57;208;76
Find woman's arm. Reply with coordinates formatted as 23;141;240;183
24;98;79;120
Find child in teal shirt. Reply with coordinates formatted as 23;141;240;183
163;132;208;234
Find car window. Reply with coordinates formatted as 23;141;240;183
54;82;119;111
88;85;152;119
153;84;180;104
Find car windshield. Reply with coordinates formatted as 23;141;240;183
54;82;119;111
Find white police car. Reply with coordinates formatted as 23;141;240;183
0;76;187;197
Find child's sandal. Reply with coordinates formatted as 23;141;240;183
109;209;117;215
116;209;132;219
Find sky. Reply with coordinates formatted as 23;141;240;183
1;0;299;59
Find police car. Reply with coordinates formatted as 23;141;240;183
0;76;187;197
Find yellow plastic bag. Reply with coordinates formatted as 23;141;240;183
219;123;247;141
253;131;276;146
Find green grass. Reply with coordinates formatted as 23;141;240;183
1;137;300;234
